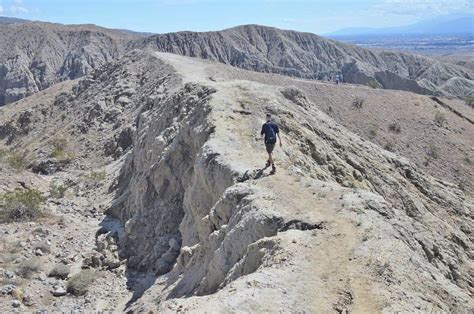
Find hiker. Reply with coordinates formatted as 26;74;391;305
335;74;340;85
261;113;282;174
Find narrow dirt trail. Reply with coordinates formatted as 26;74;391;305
263;172;381;313
210;82;382;312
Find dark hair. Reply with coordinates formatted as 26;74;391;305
266;113;271;118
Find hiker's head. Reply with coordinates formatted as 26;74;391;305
266;113;272;122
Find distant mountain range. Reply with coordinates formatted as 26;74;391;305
0;16;29;24
0;18;472;106
329;15;474;36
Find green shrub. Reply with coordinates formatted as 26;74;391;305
87;170;107;182
17;258;42;278
367;79;380;89
49;181;69;199
49;264;70;280
0;189;46;222
66;270;97;296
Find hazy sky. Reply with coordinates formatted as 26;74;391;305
0;0;473;34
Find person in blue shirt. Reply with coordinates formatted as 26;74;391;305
260;113;282;174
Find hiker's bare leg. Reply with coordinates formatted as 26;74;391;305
268;153;273;166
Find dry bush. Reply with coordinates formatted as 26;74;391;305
17;258;42;278
49;181;69;198
66;270;97;296
49;264;70;280
384;141;395;152
50;138;74;160
388;121;402;133
0;188;46;222
34;241;51;254
352;97;365;110
434;111;447;126
6;152;29;170
368;125;378;139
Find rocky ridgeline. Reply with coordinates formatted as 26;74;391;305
0;50;472;312
1;22;473;107
134;24;473;98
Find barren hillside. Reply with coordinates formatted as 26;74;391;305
2;22;473;108
0;50;472;312
0;22;137;105
135;24;474;98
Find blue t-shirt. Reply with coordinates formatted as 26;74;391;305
261;121;279;144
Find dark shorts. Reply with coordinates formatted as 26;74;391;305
265;143;275;154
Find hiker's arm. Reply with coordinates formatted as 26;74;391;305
277;132;282;147
260;125;265;141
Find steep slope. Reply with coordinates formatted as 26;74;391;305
134;24;473;97
0;50;472;312
0;22;137;106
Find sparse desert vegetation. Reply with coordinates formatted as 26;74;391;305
49;264;71;280
49;181;70;199
367;78;380;89
86;170;107;182
6;152;29;170
368;125;378;139
17;258;42;279
0;188;46;222
50;138;74;160
465;96;474;108
66;270;97;296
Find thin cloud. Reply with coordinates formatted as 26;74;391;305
371;0;474;17
1;0;31;14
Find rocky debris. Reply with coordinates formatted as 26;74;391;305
12;300;21;308
52;286;67;297
0;284;15;295
32;159;70;175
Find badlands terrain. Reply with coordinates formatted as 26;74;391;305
1;20;473;108
0;19;473;313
